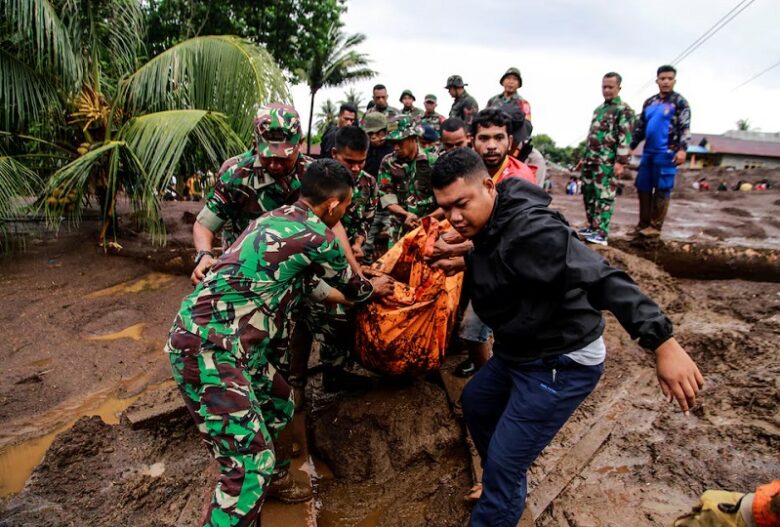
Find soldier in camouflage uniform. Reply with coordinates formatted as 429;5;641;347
191;103;312;284
166;159;388;527
446;75;479;125
360;83;400;126
421;93;445;138
293;127;380;393
399;89;424;120
376;115;439;250
577;72;635;246
486;67;532;121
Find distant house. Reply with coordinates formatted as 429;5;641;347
633;130;780;169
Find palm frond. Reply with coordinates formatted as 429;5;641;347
0;155;42;219
43;141;123;225
119;109;244;242
99;0;145;78
122;36;290;143
0;46;64;131
0;0;81;89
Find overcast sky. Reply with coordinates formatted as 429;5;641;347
288;0;779;147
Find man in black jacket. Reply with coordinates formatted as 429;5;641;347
429;148;703;527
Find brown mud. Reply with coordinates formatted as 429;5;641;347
1;181;779;526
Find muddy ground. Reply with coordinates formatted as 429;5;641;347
1;169;779;526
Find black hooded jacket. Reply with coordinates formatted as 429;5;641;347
466;177;673;364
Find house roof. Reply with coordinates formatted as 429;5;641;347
633;133;780;158
692;133;780;158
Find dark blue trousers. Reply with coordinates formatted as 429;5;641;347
462;354;603;527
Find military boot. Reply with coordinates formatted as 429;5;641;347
266;469;312;504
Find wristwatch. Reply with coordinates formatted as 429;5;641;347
194;250;214;266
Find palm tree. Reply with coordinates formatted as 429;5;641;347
340;88;365;112
0;0;289;246
315;99;338;136
736;119;751;131
297;23;376;155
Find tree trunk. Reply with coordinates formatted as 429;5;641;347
307;90;316;156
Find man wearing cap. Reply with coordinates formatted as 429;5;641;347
422;94;445;138
361;112;394;261
446;75;479;125
487;67;532;122
576;72;635;246
420;125;440;152
376;115;439;250
399;89;424;119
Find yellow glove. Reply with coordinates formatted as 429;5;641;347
673;490;748;527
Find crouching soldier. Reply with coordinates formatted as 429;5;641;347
165;159;391;526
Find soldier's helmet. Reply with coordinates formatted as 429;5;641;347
500;67;523;87
386;115;423;141
399;89;416;102
444;75;467;89
362;111;388;133
253;103;302;158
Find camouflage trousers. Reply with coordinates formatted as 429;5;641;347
297;298;354;369
166;326;294;527
362;210;393;263
581;163;618;237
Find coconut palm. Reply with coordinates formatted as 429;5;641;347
736;119;751;131
315;99;338;136
0;0;289;245
340;88;365;112
297;23;376;155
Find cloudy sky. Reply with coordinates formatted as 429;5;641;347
288;0;779;147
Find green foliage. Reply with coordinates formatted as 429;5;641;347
1;0;289;245
736;118;751;131
534;134;585;167
142;0;346;81
315;99;337;136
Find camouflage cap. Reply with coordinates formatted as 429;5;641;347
444;75;467;88
253;103;302;158
424;93;437;103
399;89;416;102
500;67;523;86
386;115;423;141
362;111;388;133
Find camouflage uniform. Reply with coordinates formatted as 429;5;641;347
166;200;372;527
580;96;635;237
487;92;532;122
305;169;379;367
421;111;445;136
196;104;311;248
449;92;479;125
361;106;400;126
376;116;438;249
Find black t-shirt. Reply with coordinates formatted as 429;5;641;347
364;142;394;177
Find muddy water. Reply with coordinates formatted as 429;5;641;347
84;322;146;341
0;384;152;497
84;272;174;299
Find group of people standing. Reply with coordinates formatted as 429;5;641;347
164;64;703;527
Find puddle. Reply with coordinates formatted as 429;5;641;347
84;323;146;342
30;358;52;369
85;272;174;299
0;384;151;497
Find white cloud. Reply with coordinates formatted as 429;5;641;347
290;0;779;146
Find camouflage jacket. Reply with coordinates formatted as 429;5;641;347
487;92;532;121
197;152;313;247
377;148;439;217
402;106;424;119
582;96;635;166
341;170;378;242
449;91;479;124
421;112;445;134
171;200;372;357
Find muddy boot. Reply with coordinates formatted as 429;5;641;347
266;469;312;504
322;366;372;393
640;195;670;238
631;192;653;237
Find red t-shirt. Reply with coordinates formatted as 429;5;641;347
492;155;536;185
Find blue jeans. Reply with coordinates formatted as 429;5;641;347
462;354;604;527
636;150;677;198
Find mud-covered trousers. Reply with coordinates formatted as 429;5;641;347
166;326;294;527
581;163;617;237
461;354;603;527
